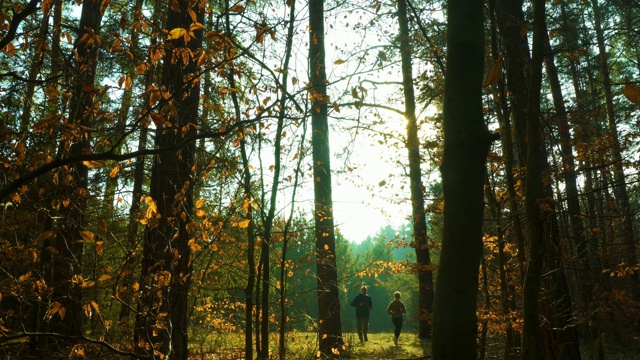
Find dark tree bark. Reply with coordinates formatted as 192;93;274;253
432;0;494;358
135;0;203;358
495;0;530;164
48;0;103;345
396;0;434;339
309;0;344;355
521;0;548;357
488;0;528;286
590;0;640;303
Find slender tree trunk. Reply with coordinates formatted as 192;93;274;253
591;0;640;303
396;0;434;339
309;0;344;355
484;172;517;359
488;0;527;285
136;0;203;357
522;0;547;357
48;0;103;345
495;0;530;164
432;1;494;358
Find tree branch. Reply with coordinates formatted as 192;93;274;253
0;0;40;50
0;120;256;201
0;330;150;359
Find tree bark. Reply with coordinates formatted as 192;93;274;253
590;0;640;303
495;0;530;164
309;0;344;355
396;0;434;339
136;0;203;357
432;0;494;358
49;0;103;344
521;0;547;357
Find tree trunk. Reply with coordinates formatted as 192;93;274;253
488;0;527;285
590;0;640;303
309;0;344;355
495;0;530;164
48;0;103;345
136;0;203;357
396;0;434;339
432;1;494;358
521;0;547;357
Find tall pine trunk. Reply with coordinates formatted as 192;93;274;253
309;0;344;355
396;0;434;339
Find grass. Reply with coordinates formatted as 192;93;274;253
340;332;430;359
189;331;430;359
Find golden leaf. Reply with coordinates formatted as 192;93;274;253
98;274;112;282
238;219;251;228
622;83;640;105
332;102;340;113
167;28;187;40
80;231;95;243
109;165;119;178
36;231;54;242
90;300;101;316
18;271;31;282
196;198;205;209
484;58;503;88
230;4;245;12
334;59;346;65
82;160;103;168
84;303;92;318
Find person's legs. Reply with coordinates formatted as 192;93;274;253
392;317;403;345
356;317;365;342
362;316;369;341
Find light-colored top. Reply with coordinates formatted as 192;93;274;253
386;299;406;318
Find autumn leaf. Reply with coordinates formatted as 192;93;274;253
109;165;119;178
46;302;66;321
238;219;251;228
196;198;205;209
167;28;187;40
622;83;640;105
334;59;346;65
332;102;340;113
80;231;95;243
36;231;54;242
98;274;112;282
484;58;503;88
90;301;102;317
82;160;103;168
230;4;245;12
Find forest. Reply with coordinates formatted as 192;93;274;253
2;0;640;358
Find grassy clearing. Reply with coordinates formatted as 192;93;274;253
339;332;430;359
190;331;430;359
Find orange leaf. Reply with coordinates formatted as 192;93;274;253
622;83;640;105
109;165;119;178
230;4;245;12
80;231;95;243
484;58;503;88
82;160;103;168
168;28;187;40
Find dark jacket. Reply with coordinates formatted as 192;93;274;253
350;294;372;318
